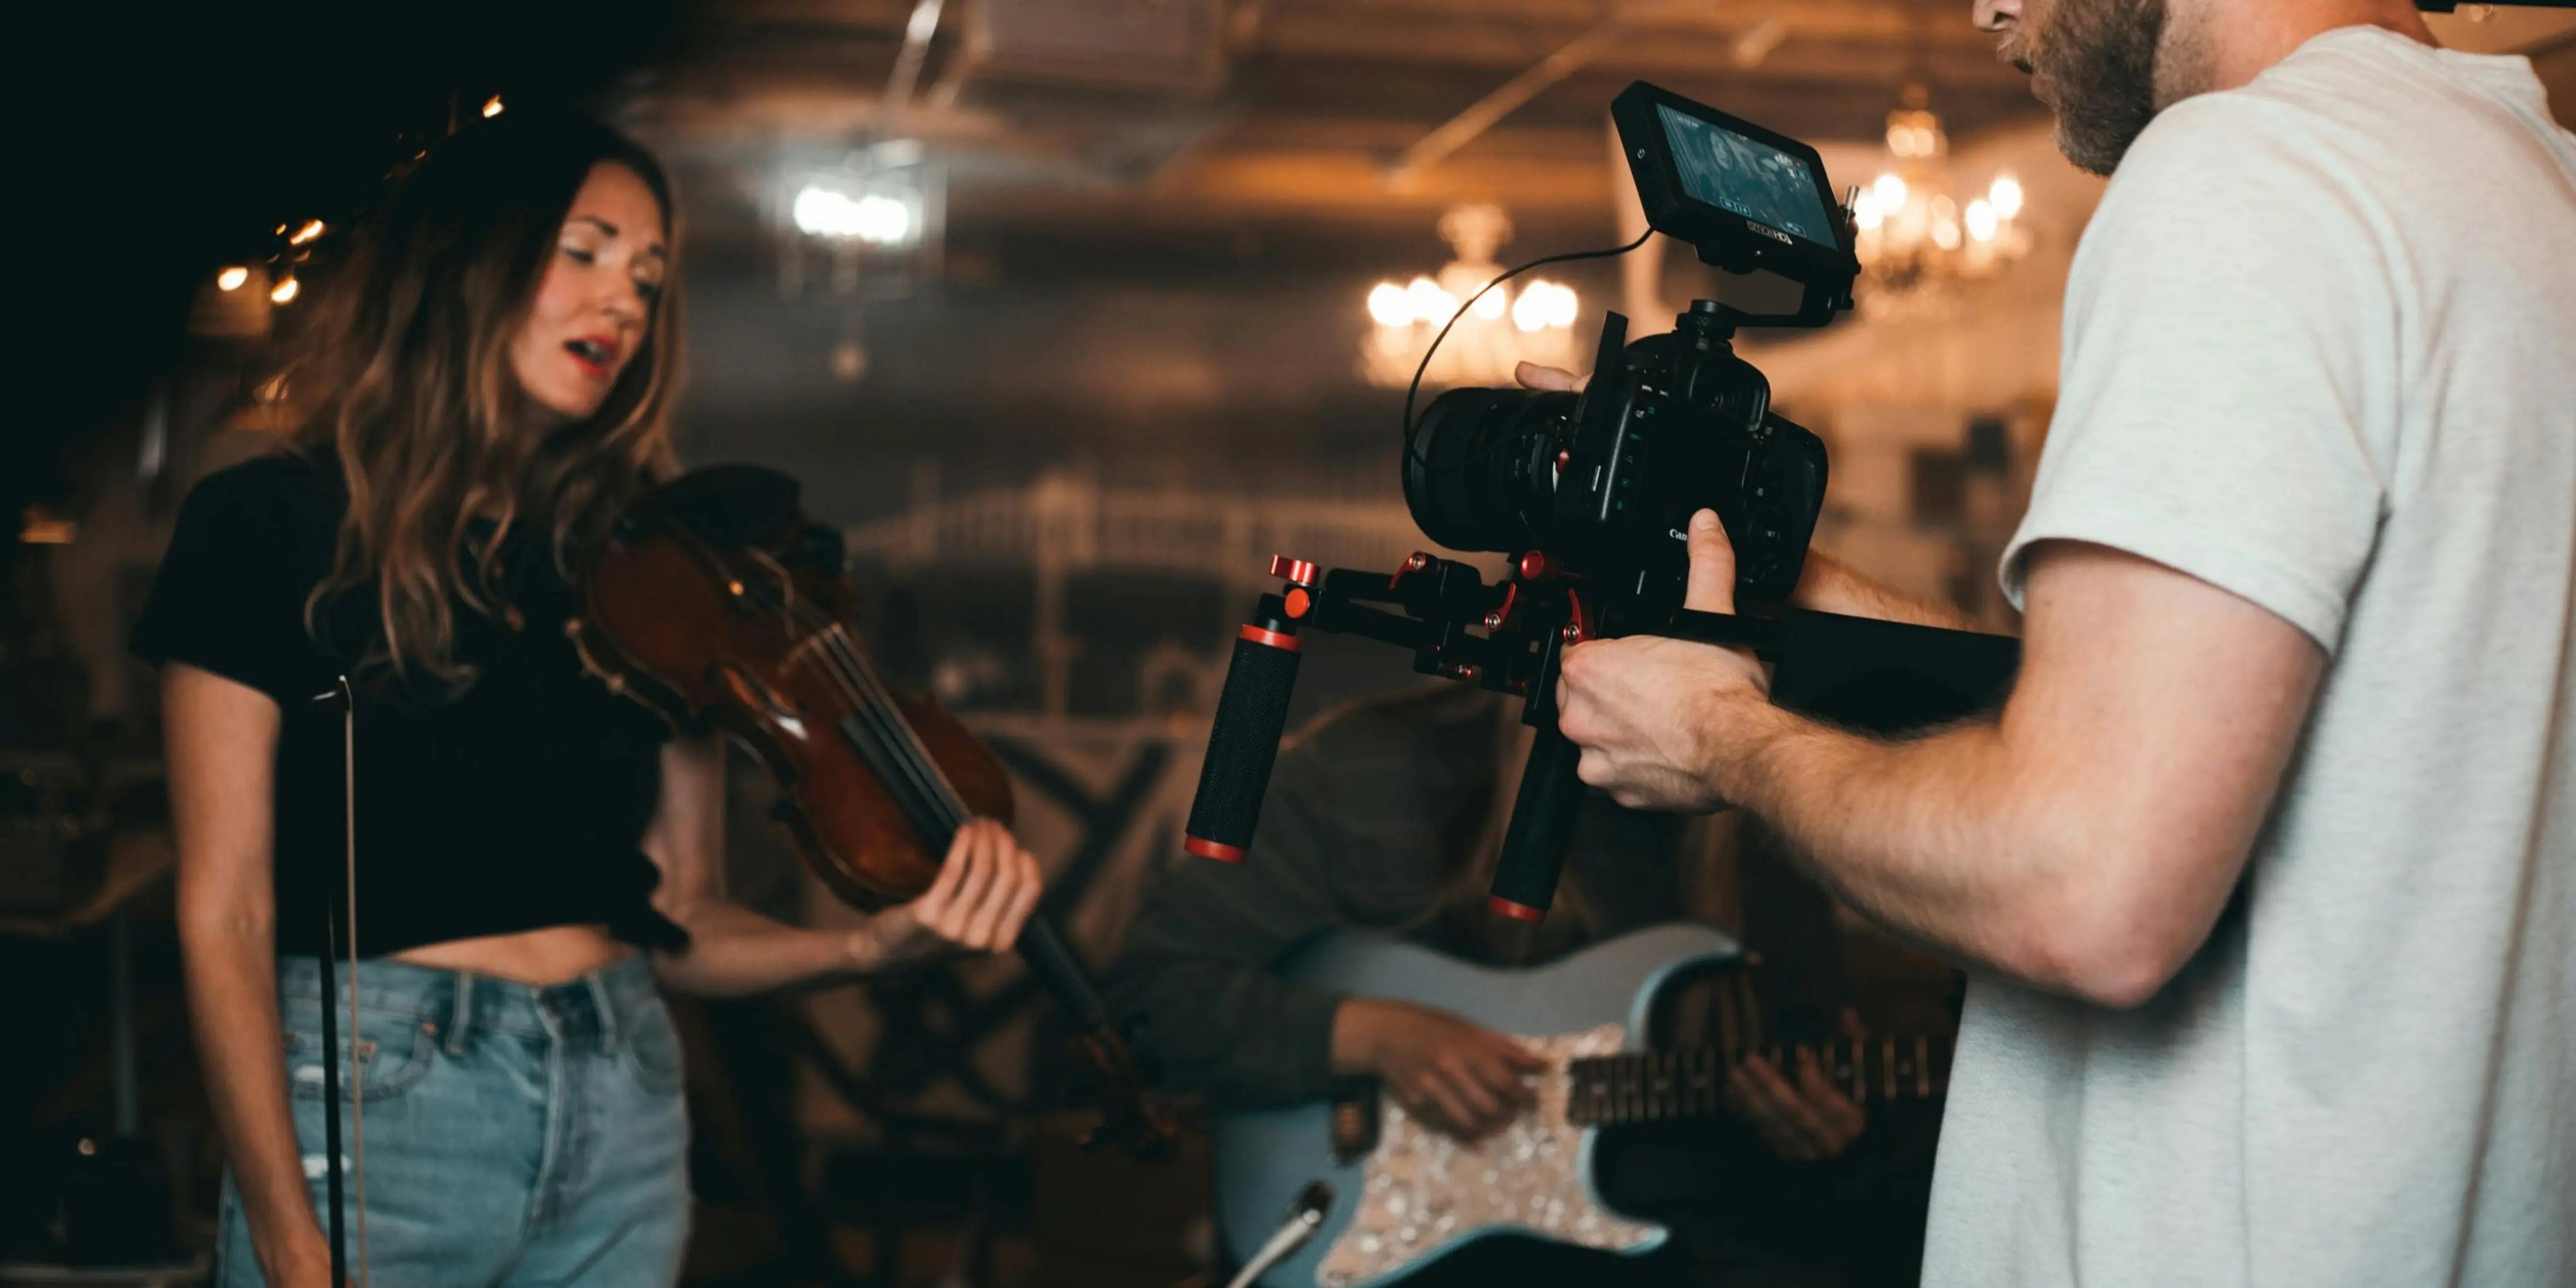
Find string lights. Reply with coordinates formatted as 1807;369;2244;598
205;91;504;327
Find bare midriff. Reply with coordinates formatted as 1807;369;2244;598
390;924;635;985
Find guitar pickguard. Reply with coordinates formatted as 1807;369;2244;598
1315;1023;1660;1287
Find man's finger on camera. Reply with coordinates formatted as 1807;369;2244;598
1513;361;1586;393
1684;508;1738;615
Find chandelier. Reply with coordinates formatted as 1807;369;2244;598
1849;88;2029;316
1361;204;1581;389
776;138;942;382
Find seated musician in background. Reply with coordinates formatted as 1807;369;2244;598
1105;682;1945;1286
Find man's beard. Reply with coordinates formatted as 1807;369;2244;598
2006;0;2173;176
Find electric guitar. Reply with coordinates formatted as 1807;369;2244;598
1212;924;1952;1288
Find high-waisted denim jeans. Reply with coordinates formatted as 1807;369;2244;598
215;955;691;1286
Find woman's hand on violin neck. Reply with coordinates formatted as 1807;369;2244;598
875;819;1045;958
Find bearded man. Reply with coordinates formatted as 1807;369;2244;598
1542;1;2575;1283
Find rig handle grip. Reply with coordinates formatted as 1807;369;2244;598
1184;622;1304;862
1488;724;1587;920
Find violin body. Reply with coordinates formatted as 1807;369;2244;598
568;464;1174;1158
571;485;1008;912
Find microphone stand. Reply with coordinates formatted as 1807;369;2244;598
310;677;366;1286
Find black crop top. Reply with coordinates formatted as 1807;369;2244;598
132;453;686;957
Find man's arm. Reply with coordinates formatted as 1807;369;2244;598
1793;549;1983;633
1103;854;1543;1138
1100;810;1356;1107
1559;519;2323;1008
1105;702;1543;1136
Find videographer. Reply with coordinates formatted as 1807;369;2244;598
1547;1;2573;1284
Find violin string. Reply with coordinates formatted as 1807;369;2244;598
772;595;968;825
664;533;948;806
820;629;976;834
727;576;976;837
777;605;966;820
698;550;1151;1122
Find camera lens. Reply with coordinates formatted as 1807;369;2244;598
1403;388;1574;554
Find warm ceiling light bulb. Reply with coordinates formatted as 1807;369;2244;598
1510;280;1577;331
792;185;857;238
851;193;913;246
1989;174;2025;220
1367;282;1412;327
1511;285;1550;333
270;276;300;304
1965;199;1999;244
289;219;325;246
482;95;505;118
217;266;249;291
1405;276;1455;325
1871;173;1908;212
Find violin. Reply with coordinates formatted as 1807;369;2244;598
567;464;1175;1159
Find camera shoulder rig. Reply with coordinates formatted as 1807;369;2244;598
1183;551;2022;920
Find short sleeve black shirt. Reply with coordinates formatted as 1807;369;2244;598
133;452;683;957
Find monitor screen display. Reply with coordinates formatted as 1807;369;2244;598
1656;104;1837;251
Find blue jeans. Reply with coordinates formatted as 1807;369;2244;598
216;955;691;1286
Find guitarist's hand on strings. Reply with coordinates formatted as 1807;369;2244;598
1725;1008;1868;1162
1334;998;1545;1142
860;820;1044;964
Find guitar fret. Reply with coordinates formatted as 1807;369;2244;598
1564;1034;1952;1127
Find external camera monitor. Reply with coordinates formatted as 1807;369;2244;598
1612;81;1861;326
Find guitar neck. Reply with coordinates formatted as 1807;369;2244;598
1564;1034;1954;1128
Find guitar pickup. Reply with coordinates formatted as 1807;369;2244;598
1329;1081;1382;1163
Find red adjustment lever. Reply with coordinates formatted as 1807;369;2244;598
1269;554;1319;586
1390;550;1436;590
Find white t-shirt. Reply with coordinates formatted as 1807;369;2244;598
1927;27;2575;1287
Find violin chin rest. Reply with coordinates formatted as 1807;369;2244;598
656;464;803;545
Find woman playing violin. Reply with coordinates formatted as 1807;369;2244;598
134;110;1044;1287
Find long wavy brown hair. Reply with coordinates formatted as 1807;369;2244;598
283;109;683;694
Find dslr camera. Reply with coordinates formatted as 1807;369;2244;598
1184;84;2019;920
1408;81;1859;614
